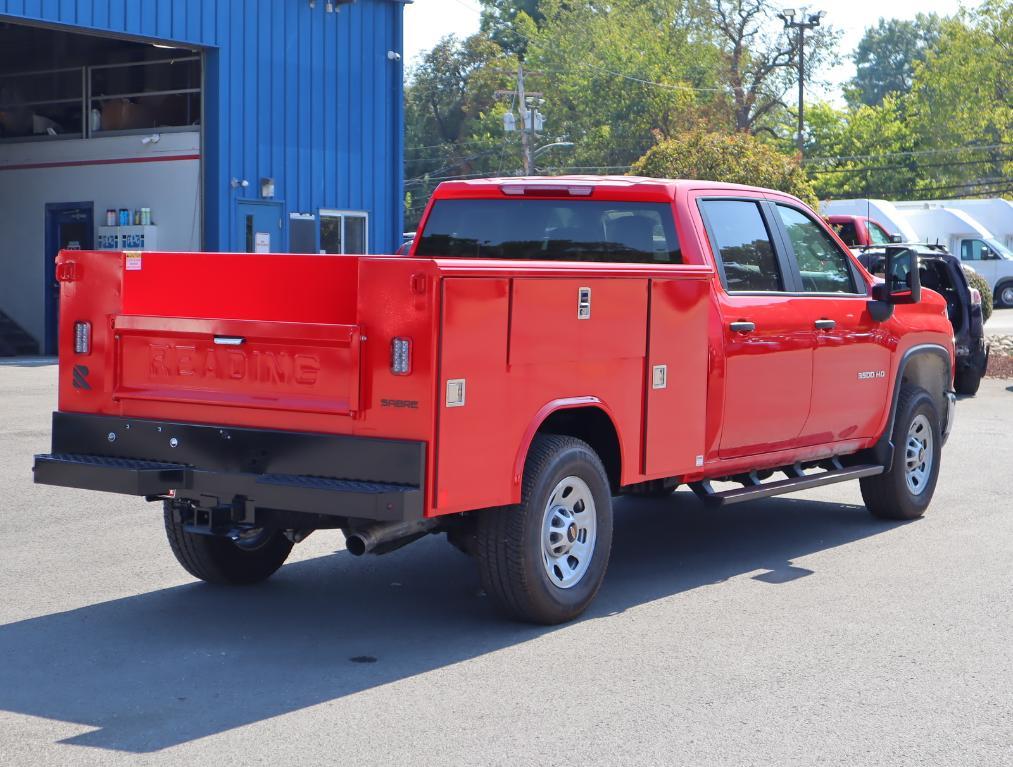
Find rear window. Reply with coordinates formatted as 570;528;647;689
414;199;681;264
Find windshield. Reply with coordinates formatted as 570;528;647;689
414;199;682;264
986;238;1013;259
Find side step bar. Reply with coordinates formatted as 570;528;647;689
690;462;884;507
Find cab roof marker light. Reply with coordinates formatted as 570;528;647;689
499;184;595;197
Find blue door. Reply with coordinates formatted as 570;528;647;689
44;202;93;355
236;200;284;253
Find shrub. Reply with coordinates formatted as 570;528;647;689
629;131;819;210
962;265;993;323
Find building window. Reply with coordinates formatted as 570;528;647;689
320;210;368;254
0;52;201;142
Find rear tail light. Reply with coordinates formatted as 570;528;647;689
391;337;412;375
969;287;982;306
74;321;91;354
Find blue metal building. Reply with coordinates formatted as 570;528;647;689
0;1;405;353
0;0;405;252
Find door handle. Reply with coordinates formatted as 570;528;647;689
814;319;836;330
729;321;755;333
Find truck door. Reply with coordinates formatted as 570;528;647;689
770;203;891;442
960;238;997;289
697;197;813;458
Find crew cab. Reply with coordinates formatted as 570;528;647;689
34;177;956;624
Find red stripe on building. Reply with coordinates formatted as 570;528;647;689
0;154;201;172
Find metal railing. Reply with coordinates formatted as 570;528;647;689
0;56;200;143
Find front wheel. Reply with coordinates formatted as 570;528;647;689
860;386;941;520
475;435;613;624
164;502;294;585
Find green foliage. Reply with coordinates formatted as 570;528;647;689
403;34;517;226
847;15;942;107
963;266;993;323
906;1;1012;196
630;131;818;209
524;0;726;168
480;0;545;55
807;1;1011;201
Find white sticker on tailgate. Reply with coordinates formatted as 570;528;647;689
125;252;143;271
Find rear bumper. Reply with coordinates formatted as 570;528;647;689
33;412;425;522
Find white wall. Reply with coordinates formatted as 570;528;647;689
0;132;200;346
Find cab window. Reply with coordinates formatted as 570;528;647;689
699;199;782;292
414;199;681;264
776;205;858;294
867;221;892;245
832;221;858;247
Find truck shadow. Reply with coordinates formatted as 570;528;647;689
0;492;901;752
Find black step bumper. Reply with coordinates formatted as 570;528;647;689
33;413;425;522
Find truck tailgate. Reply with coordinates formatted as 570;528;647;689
112;315;362;416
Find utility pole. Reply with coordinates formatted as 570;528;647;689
517;60;533;175
777;8;825;158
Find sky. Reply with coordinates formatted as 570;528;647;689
404;0;981;102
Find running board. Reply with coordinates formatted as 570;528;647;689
690;463;884;507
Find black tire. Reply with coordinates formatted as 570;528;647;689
996;281;1013;309
954;365;982;396
163;502;294;585
476;435;613;625
860;385;941;520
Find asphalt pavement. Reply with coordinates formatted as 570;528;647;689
987;306;1013;336
1;362;1011;766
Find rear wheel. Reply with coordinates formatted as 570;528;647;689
163;502;294;585
476;435;613;624
860;386;941;520
997;282;1013;308
954;365;982;396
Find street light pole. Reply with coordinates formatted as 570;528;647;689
777;8;825;158
517;61;533;175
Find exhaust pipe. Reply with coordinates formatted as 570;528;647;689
344;519;439;556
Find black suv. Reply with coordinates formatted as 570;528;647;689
859;244;989;396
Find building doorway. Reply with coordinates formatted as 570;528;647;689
44;202;94;355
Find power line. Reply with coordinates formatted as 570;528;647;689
810;156;1013;175
805;143;1013;165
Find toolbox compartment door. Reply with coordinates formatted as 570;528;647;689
111;315;362;416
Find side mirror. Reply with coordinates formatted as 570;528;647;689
890;234;903;243
871;248;921;305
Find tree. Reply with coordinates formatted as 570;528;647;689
403;34;516;226
906;0;1012;197
479;0;545;55
630;130;818;208
803;97;920;201
525;0;728;168
847;15;942;108
708;0;839;134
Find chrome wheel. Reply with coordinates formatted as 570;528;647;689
541;476;597;589
1002;286;1013;306
904;414;933;495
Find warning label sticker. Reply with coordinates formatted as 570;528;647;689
125;252;143;271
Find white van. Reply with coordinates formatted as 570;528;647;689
896;205;1013;307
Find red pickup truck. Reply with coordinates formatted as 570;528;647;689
34;177;956;624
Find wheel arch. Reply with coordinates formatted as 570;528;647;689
513;398;623;494
871;344;952;466
994;278;1013;306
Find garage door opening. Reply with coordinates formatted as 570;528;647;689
0;22;203;355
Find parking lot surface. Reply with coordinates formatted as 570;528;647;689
1;362;1011;766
